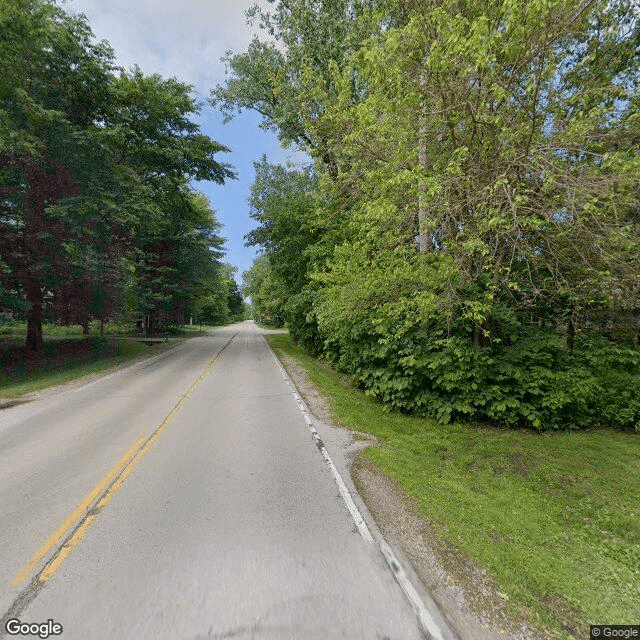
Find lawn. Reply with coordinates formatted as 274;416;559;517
0;336;170;397
0;321;231;397
266;333;640;639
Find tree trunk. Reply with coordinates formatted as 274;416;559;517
417;73;429;253
567;318;575;350
82;320;90;336
25;279;44;352
146;310;156;337
99;318;105;336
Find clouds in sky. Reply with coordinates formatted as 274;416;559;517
66;0;267;96
62;0;305;277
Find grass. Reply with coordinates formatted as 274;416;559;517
266;333;640;640
179;323;222;333
0;337;172;397
0;320;226;397
0;320;137;337
0;320;229;338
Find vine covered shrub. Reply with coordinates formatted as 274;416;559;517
319;317;640;431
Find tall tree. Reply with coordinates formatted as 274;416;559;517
313;0;640;338
233;0;640;429
242;254;286;326
0;0;118;350
104;69;236;335
209;0;398;173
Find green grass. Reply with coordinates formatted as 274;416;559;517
179;323;221;333
0;320;227;339
0;321;223;397
266;333;640;639
0;338;171;397
0;320;136;337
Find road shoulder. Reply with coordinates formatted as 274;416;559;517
272;346;548;640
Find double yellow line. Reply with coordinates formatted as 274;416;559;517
11;334;235;589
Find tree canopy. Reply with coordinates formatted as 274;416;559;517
227;0;640;430
1;0;241;348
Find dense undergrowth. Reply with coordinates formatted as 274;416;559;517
315;322;640;432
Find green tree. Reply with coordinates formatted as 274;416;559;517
314;0;639;335
242;254;286;326
0;0;118;350
244;156;333;348
210;0;398;173
104;69;236;334
309;0;640;427
224;265;246;322
230;0;640;430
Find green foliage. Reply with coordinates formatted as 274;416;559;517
210;0;392;156
317;316;640;431
282;288;325;354
242;254;286;326
192;262;245;326
220;0;640;431
0;2;238;347
243;156;328;344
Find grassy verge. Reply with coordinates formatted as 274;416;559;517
266;333;640;639
0;320;139;337
0;338;172;397
179;324;222;333
0;320;228;338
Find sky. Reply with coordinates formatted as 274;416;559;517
65;0;308;282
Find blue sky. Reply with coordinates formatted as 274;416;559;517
66;0;308;282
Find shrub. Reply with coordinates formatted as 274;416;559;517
319;317;640;431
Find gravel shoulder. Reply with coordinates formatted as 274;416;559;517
274;348;550;640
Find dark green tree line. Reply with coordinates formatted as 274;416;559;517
1;0;239;348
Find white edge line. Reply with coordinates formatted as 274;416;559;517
263;336;449;640
265;339;372;542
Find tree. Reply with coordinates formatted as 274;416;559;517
245;157;317;296
242;254;286;326
244;156;332;347
232;0;640;429
103;69;236;335
312;0;640;337
0;0;118;350
224;265;246;321
210;0;399;174
1;3;237;347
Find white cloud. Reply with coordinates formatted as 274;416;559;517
66;0;270;94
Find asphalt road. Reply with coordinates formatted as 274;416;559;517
0;322;429;639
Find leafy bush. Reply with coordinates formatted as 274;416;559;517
284;290;325;356
318;315;640;431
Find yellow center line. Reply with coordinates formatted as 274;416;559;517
10;436;145;588
11;333;235;589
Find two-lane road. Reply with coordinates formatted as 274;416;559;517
0;322;429;639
